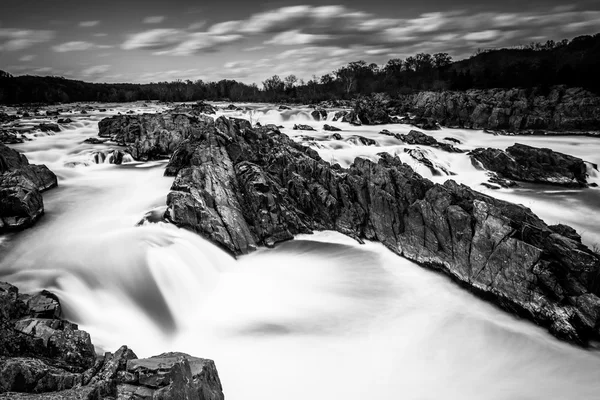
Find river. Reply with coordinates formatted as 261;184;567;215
1;102;599;400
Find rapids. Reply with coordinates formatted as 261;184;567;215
1;102;600;400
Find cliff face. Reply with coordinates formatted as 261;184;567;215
97;112;600;345
395;86;600;133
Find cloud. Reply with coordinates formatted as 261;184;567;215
0;29;54;51
19;54;35;62
120;4;600;65
143;16;165;24
52;41;96;52
79;21;100;27
81;64;110;78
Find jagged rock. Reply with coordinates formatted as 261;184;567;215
444;137;461;144
0;131;24;144
310;109;327;121
342;111;362;126
293;124;316;131
0;113;19;124
155;116;600;345
323;124;341;131
353;96;391;125
0;144;58;231
0;283;225;400
332;111;348;122
171;102;217;116
37;124;60;133
98;113;215;161
550;224;582;243
57;119;72;124
404;147;453;176
394;86;600;133
397;130;463;153
345;135;377;146
224;104;241;111
82;138;106;144
278;105;291;110
469;143;589;187
45;111;60;117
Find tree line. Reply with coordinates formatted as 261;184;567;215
0;33;598;105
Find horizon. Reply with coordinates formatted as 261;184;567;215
1;1;600;85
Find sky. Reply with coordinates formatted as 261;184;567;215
1;0;599;85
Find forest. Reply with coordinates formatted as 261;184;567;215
0;33;599;105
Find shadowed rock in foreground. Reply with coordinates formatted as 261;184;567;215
98;113;600;345
0;282;224;400
470;143;592;187
0;144;57;231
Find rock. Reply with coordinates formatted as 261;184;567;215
345;135;377;146
550;224;582;243
330;133;343;140
332;111;348;121
323;124;341;131
342;111;362;126
57;118;72;124
0;283;225;399
469;143;589;187
225;104;241;111
278;105;291;110
45;111;60;117
404;147;453;176
394;86;600;133
98;113;215;161
155;115;600;345
171;102;217;116
0;131;24;144
353;95;391;125
411;117;440;130
444;137;461;144
310;109;327;121
0;113;19;124
37;124;60;133
397;130;463;153
293;124;316;131
82;138;106;144
0;144;58;231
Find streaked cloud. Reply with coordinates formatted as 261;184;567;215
79;21;100;28
19;54;36;62
52;41;96;52
0;29;54;51
143;16;165;24
81;64;111;78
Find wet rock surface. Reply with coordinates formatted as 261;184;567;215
127;114;600;345
0;282;225;400
0;144;58;231
470;143;591;187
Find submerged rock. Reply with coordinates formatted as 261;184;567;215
0;282;225;400
149;115;600;345
0;144;58;231
37;123;60;133
470;143;589;187
293;124;316;131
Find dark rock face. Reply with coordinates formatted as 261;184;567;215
155;115;600;345
98;113;215;161
171;101;217;116
323;124;341;131
353;96;392;125
0;282;225;400
0;130;25;144
310;109;327;121
293;124;316;131
382;129;464;153
37;124;60;133
395;86;600;133
470;143;589;187
0;144;58;231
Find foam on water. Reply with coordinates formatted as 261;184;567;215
1;103;600;400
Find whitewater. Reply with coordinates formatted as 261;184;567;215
1;102;600;400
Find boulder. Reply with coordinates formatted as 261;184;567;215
278;105;291;110
323;124;341;132
470;143;589;187
37;124;60;133
394;130;463;153
0;144;58;231
310;109;327;121
293;124;316;131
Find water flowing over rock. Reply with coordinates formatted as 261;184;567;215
293;124;316;131
323;124;341;132
120;114;600;345
0;144;57;231
395;86;600;133
0;282;225;400
470;143;590;187
381;129;464;153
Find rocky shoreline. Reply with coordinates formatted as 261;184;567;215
99;110;600;346
0;281;224;399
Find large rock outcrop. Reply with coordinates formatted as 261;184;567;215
0;282;225;400
0;144;57;231
395;86;600;133
126;114;600;345
96;112;600;344
470;143;591;187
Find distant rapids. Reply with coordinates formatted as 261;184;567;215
1;102;600;400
